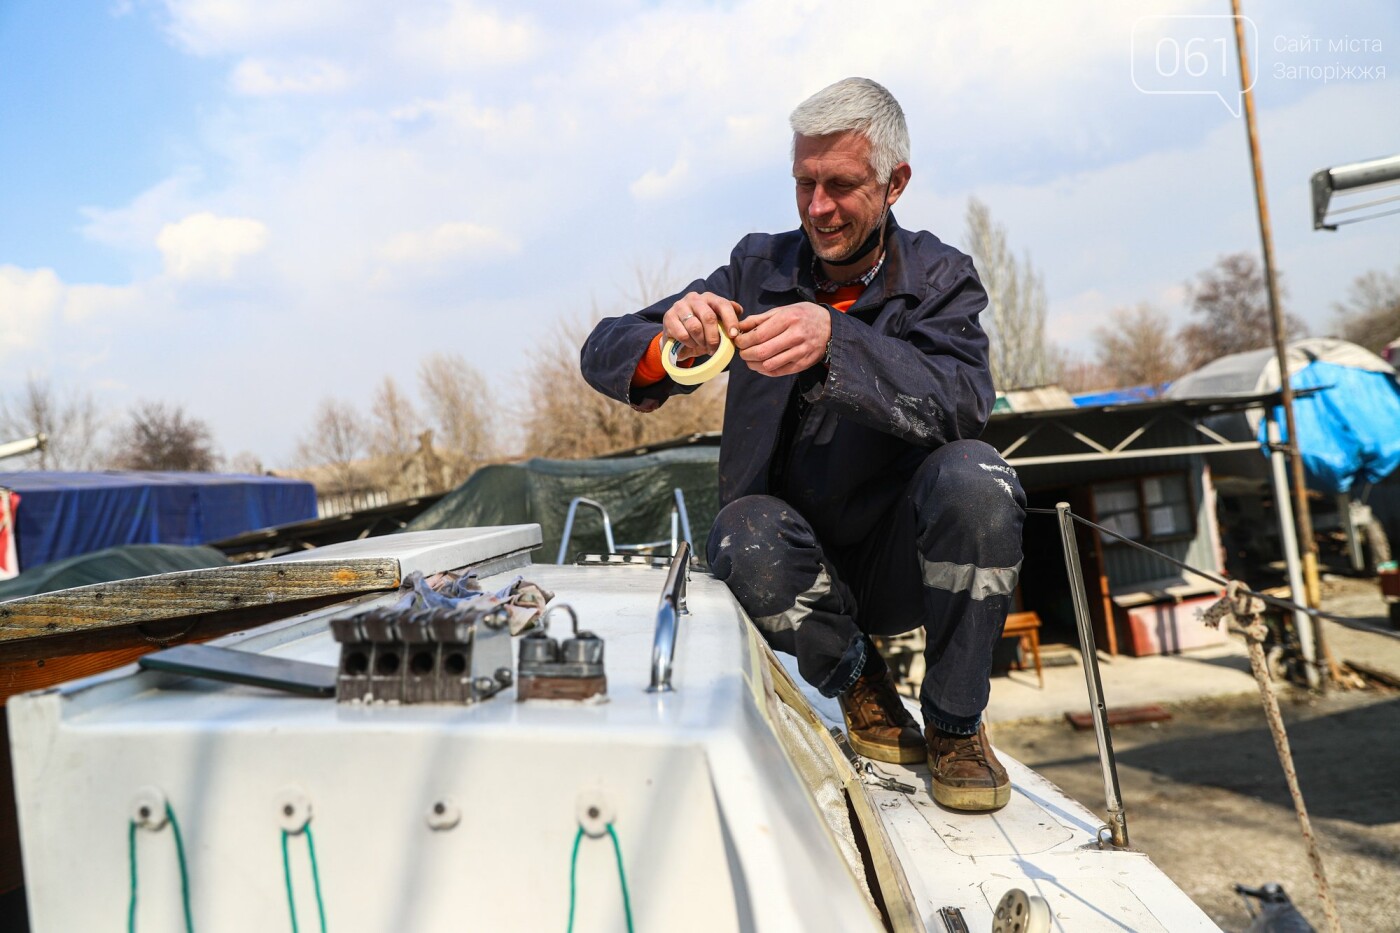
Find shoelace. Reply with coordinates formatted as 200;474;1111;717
849;678;913;726
936;733;990;767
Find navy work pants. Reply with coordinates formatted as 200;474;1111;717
707;439;1025;734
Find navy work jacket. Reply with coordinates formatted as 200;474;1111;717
580;217;994;548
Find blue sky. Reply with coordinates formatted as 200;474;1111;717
2;0;1398;468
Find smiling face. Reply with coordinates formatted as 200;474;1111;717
793;131;908;268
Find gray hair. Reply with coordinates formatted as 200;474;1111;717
789;77;910;182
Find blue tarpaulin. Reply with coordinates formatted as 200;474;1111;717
0;472;318;571
1164;339;1400;495
1263;361;1400;494
1072;385;1167;407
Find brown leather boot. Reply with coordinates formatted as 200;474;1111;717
838;664;925;764
926;723;1011;812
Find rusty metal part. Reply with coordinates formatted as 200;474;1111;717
516;674;607;702
515;603;608;702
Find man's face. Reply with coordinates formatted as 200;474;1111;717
793;131;897;264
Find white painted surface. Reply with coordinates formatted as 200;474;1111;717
264;524;542;577
9;558;878;932
10;531;1219;932
781;655;1221;932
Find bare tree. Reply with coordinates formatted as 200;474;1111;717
365;376;422;491
418;354;498;485
227;451;266;475
519;312;725;459
1332;265;1400;355
0;375;104;470
111;401;218;472
522;260;727;460
963;197;1059;390
1180;253;1307;370
1053;350;1107;395
1092;304;1186;395
369;377;421;462
295;398;368;494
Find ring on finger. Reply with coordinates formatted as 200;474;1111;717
680;312;695;322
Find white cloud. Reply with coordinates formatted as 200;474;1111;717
631;157;691;201
379;222;519;266
157;0;360;55
391;2;538;70
0;267;148;363
15;0;1396;465
0;267;63;355
231;57;351;96
156;212;269;280
64;282;148;323
81;172;199;252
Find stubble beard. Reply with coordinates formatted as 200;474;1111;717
807;219;862;264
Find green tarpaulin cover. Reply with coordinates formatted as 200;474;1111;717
0;543;231;601
405;447;721;565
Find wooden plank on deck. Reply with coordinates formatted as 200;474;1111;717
0;558;399;650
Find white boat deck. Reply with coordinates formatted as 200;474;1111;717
8;528;1220;932
785;657;1218;932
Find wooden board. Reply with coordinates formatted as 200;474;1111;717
0;559;398;661
1;645;154;705
1065;704;1172;730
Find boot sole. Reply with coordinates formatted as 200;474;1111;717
844;720;926;765
929;777;1012;812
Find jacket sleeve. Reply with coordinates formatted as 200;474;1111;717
804;257;994;446
579;252;741;411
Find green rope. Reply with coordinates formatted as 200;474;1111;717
306;827;328;933
566;826;584;933
167;803;194;933
128;820;138;932
566;823;634;933
605;824;634;933
281;831;297;933
282;828;328;933
127;802;194;933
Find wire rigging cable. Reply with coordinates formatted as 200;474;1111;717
1024;506;1350;628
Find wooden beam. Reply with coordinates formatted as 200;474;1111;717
1;645;160;706
0;591;366;667
0;559;399;657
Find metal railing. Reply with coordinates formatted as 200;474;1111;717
557;498;616;563
1037;498;1351;852
647;542;690;693
556;489;693;564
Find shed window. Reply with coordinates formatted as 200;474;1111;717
1092;474;1193;544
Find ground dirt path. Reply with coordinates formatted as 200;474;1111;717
993;687;1400;932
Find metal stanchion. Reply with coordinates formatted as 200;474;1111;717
1055;502;1129;849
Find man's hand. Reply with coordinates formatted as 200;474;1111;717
733;302;831;377
663;292;744;362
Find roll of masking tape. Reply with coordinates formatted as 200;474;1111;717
661;330;735;386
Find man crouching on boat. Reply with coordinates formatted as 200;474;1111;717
580;77;1025;813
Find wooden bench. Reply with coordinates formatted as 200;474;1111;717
1002;610;1044;689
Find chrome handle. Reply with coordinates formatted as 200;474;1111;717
669;488;693;557
647;542;690;693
